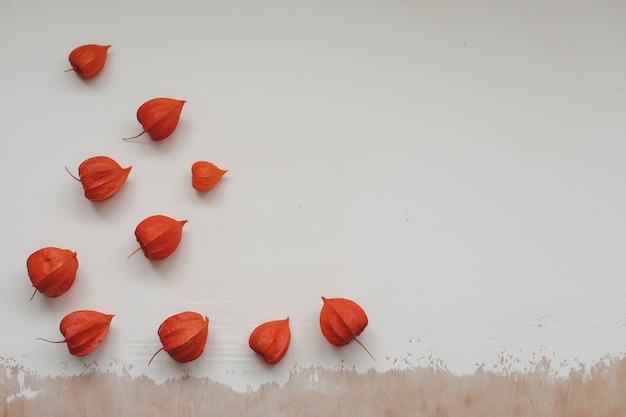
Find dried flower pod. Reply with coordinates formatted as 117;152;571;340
66;156;131;201
38;310;114;356
129;215;187;260
149;311;209;365
66;44;111;80
320;296;375;360
123;98;185;141
27;247;78;300
249;317;291;364
191;161;227;192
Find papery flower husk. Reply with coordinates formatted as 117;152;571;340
156;311;209;363
60;310;114;356
27;247;78;298
68;44;111;80
249;317;291;364
191;161;227;192
133;215;187;260
320;297;368;347
135;98;186;141
74;156;131;201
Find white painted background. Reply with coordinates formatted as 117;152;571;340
1;0;625;392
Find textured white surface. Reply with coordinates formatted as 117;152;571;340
1;0;626;392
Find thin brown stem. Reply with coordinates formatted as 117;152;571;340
36;338;66;344
353;336;376;361
122;131;146;141
65;166;81;182
127;246;143;260
148;347;165;366
29;288;37;302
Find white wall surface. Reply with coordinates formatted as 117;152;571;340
1;0;626;392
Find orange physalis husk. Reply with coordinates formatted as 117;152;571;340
149;311;209;365
128;215;187;261
249;317;291;365
191;161;227;192
66;156;131;202
320;296;375;360
27;247;78;300
66;44;111;80
123;98;185;142
38;310;114;356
